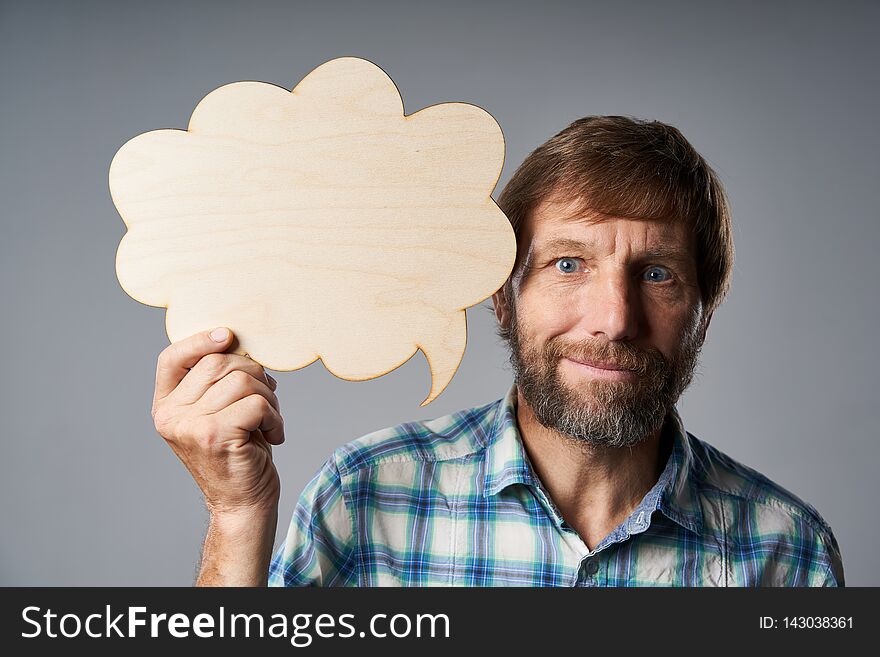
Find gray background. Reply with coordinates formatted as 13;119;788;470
1;0;877;585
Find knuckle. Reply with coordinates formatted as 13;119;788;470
227;369;251;388
199;353;227;377
247;393;271;412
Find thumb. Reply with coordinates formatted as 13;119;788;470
154;326;235;400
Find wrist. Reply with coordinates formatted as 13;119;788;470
197;503;279;587
209;503;278;534
206;486;281;521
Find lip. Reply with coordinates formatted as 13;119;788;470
563;357;639;381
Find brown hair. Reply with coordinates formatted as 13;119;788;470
496;115;733;321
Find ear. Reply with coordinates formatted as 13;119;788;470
492;283;512;331
700;309;714;343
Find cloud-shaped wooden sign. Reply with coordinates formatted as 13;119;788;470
110;57;515;405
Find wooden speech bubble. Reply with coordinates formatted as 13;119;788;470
110;57;515;405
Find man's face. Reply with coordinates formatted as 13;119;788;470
493;192;709;448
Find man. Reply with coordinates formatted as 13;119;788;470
151;116;844;586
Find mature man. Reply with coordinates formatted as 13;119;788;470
151;116;844;587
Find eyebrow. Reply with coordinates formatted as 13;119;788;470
533;238;693;266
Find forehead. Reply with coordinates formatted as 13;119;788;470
523;192;696;258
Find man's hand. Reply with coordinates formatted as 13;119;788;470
150;327;285;585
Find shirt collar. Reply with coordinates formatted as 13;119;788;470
482;383;703;535
482;383;541;496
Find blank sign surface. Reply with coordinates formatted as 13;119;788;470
110;57;516;405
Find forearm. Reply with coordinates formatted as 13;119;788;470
196;506;279;586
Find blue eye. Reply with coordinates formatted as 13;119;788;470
555;257;581;274
643;266;672;282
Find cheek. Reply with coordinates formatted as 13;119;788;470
645;301;702;353
516;290;577;336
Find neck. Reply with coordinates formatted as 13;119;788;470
515;387;670;551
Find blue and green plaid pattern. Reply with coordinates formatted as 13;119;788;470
269;384;844;586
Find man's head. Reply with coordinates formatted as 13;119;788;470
492;116;733;449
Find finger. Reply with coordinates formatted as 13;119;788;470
174;353;273;405
216;394;285;446
154;327;233;401
197;370;280;415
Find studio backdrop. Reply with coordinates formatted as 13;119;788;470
1;0;877;585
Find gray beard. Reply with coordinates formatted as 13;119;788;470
505;311;704;449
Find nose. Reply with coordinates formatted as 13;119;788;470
583;272;640;342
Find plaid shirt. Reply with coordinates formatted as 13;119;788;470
269;383;844;587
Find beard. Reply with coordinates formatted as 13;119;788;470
503;300;705;449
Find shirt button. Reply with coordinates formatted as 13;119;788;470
585;558;600;575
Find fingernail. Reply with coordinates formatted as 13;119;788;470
267;374;277;388
210;327;229;342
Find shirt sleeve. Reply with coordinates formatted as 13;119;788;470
268;453;358;586
813;523;845;587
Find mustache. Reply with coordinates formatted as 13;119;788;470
545;338;668;375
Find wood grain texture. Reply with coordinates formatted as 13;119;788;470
110;57;515;405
